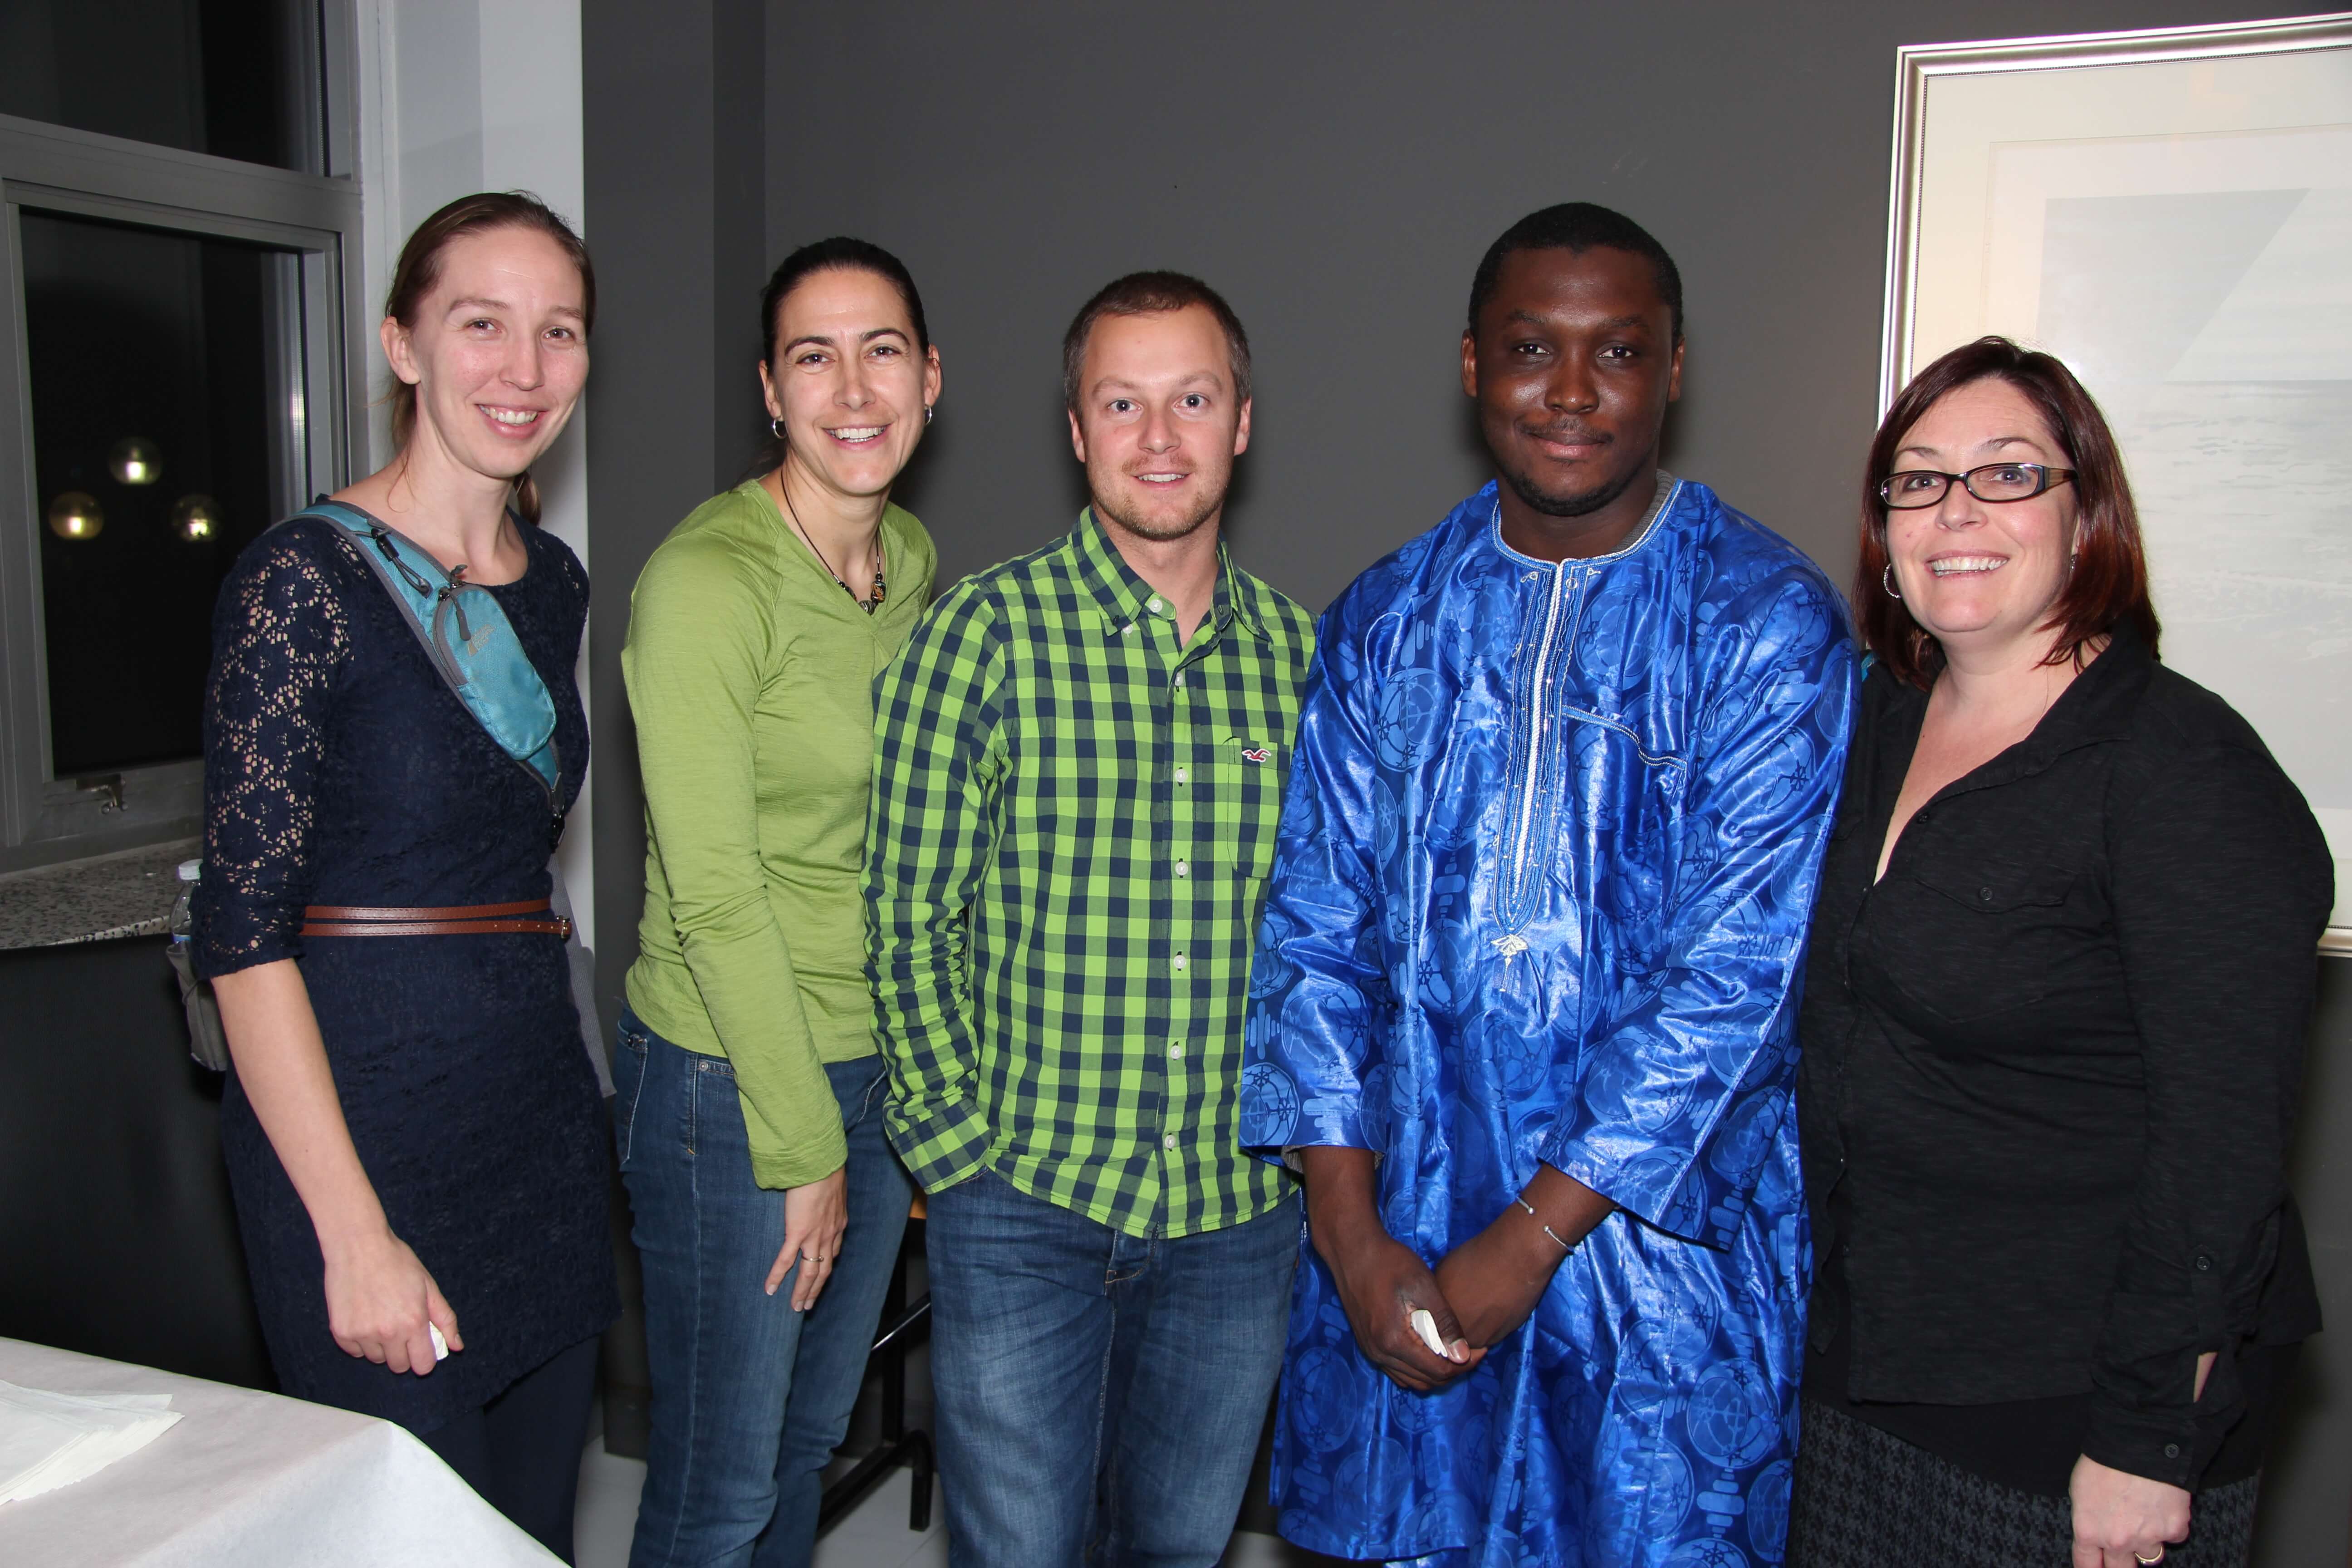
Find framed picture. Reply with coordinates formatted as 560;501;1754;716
1882;12;2352;954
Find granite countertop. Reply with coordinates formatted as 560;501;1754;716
0;838;200;951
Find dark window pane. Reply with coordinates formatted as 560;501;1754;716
23;210;302;777
0;2;322;173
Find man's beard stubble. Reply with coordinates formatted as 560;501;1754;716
1093;478;1228;544
1499;451;1650;521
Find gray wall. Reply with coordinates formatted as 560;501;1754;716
759;0;2296;606
584;4;2350;1558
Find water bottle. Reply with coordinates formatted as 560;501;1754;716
169;858;200;943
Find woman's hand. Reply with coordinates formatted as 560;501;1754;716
1300;1148;1481;1392
768;1164;848;1311
321;1227;461;1375
2069;1455;2190;1567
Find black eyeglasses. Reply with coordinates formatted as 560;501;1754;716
1879;463;2075;510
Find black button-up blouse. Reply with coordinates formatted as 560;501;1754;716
1797;622;2332;1489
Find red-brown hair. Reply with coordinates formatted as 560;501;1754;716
1857;336;2159;689
383;191;595;524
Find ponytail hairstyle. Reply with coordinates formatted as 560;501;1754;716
383;191;595;524
751;236;929;478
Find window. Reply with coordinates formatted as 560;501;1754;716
0;2;362;871
0;1;326;174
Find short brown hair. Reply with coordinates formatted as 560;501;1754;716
1061;271;1251;414
383;191;594;524
1857;336;2159;689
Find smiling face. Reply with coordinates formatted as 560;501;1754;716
1067;304;1251;545
1462;244;1682;555
760;266;940;504
1884;376;2081;660
382;225;588;480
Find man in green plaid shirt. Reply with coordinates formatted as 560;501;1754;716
866;273;1313;1567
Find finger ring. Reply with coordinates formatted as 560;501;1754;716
2135;1550;2165;1566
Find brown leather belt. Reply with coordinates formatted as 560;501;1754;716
301;898;573;938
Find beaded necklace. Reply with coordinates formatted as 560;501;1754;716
778;475;885;613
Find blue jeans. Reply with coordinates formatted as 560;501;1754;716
925;1169;1298;1568
613;1008;913;1568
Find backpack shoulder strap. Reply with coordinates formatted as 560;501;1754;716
280;502;562;797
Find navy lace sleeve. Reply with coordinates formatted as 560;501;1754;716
191;527;352;978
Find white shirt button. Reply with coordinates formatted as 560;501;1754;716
1169;1042;1184;1059
1172;952;1186;972
1174;766;1188;784
1174;672;1185;688
1121;622;1135;635
1174;859;1189;878
1163;1132;1178;1150
1147;596;1164;614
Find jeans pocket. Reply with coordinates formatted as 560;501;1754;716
843;1057;892;1131
612;1019;652;1170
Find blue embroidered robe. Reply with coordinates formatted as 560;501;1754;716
1240;479;1854;1568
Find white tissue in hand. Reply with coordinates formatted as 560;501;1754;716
1409;1308;1447;1355
429;1323;448;1362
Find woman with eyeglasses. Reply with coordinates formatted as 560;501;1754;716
1786;337;2330;1568
613;237;938;1568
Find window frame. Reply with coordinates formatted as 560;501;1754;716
0;5;364;874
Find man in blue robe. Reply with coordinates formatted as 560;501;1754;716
1240;203;1854;1568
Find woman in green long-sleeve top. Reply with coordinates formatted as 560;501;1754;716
615;237;939;1568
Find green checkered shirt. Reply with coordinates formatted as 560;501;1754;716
866;510;1314;1238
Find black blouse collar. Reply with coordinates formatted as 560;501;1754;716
1869;618;2156;803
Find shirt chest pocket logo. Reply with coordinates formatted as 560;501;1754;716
1209;738;1283;879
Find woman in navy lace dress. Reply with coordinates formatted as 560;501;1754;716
191;193;615;1559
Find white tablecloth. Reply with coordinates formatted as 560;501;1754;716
0;1338;559;1566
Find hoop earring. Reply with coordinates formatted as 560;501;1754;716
769;416;787;440
1882;562;1901;599
924;404;934;426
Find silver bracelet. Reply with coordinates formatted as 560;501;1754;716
1514;1193;1572;1251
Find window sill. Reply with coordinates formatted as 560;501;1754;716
0;836;197;951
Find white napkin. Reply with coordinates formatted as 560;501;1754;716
0;1380;181;1504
